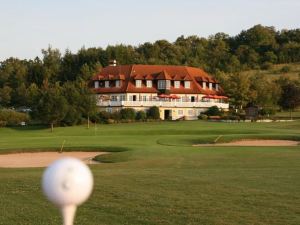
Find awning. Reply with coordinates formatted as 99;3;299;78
158;94;180;99
202;95;228;99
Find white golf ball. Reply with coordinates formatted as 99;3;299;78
42;157;93;206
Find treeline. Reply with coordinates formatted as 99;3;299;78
0;24;300;127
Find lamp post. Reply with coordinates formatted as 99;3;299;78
42;157;94;225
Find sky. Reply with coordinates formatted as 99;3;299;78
0;0;300;61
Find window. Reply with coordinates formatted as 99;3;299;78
202;82;206;89
216;83;219;91
188;110;194;116
158;80;166;89
209;82;213;90
184;81;190;89
106;108;112;113
105;81;110;88
111;96;118;101
135;80;142;88
116;80;120;87
120;95;126;101
166;80;171;89
174;81;180;88
94;81;99;88
178;110;183;115
158;80;171;89
142;95;147;101
146;80;152;88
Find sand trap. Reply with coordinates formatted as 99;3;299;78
0;152;106;168
194;140;300;147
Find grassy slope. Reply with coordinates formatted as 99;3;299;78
240;62;300;80
0;121;300;225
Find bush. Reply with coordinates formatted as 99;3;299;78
120;108;136;120
261;62;273;70
147;106;160;119
204;106;222;116
97;111;111;123
0;121;7;127
0;109;30;126
136;111;147;121
198;114;208;120
259;108;276;116
280;65;291;73
111;111;122;122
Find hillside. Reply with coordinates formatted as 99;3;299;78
240;63;300;80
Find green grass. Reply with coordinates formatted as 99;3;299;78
0;121;300;225
241;62;300;80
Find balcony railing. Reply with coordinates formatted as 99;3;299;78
97;100;229;108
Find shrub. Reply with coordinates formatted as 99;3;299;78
261;62;273;70
111;111;122;122
198;114;208;120
136;111;147;121
259;108;276;116
204;106;222;116
0;121;7;127
120;108;136;120
280;65;291;73
147;106;160;119
0;109;30;126
97;111;111;123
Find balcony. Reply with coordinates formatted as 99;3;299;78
97;100;229;109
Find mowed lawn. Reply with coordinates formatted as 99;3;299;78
0;121;300;225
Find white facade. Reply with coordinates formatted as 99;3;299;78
96;93;229;120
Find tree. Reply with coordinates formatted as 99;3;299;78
34;84;68;132
249;73;281;108
61;82;83;126
77;80;97;128
222;73;251;110
0;86;12;107
278;81;300;119
42;46;61;83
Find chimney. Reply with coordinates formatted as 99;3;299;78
109;59;117;67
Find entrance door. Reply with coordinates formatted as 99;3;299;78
191;96;195;102
164;110;172;120
133;95;137;101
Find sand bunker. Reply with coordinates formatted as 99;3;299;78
194;140;300;147
0;152;106;168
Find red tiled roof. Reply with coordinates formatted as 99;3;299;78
133;74;145;80
91;64;224;95
156;70;172;80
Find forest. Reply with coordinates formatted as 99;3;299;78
0;24;300;127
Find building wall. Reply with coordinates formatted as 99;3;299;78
96;92;228;120
98;105;212;120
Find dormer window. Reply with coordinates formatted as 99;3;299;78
202;82;207;89
209;82;213;90
136;80;142;88
184;81;190;89
146;80;152;88
94;81;99;88
174;81;180;89
116;80;120;87
105;81;109;88
158;80;170;90
216;83;219;91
